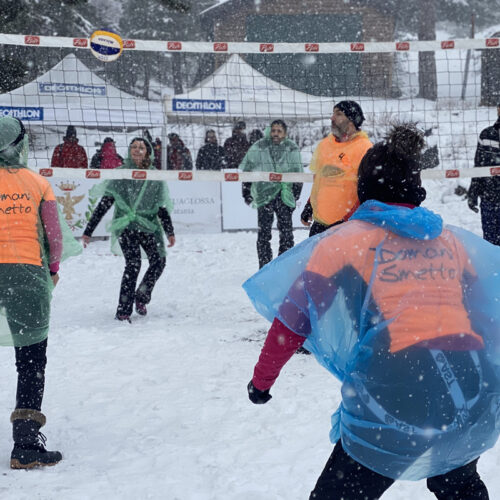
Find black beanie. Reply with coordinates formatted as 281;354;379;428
334;100;365;129
357;123;427;206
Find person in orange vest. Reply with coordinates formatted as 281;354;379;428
301;101;372;236
245;123;500;499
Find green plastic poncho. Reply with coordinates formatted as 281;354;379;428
239;131;303;209
90;139;173;257
0;116;82;347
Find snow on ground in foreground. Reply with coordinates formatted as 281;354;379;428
0;181;498;500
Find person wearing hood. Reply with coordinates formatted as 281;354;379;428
467;103;500;245
300;101;373;236
240;120;303;268
50;125;88;169
90;137;123;169
195;130;224;170
245;123;500;499
166;133;192;170
82;137;175;322
223;121;249;170
0;116;81;469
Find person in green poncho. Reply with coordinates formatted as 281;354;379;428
82;137;175;322
240;119;303;268
0;116;81;469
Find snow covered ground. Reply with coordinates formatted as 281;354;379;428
0;179;498;500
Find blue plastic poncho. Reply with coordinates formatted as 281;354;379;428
243;200;500;480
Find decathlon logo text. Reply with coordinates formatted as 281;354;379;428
172;99;226;113
0;106;43;121
39;82;106;96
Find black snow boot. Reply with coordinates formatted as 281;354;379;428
10;409;62;469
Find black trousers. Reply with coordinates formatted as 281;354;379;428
117;228;166;316
480;200;500;246
310;440;489;500
14;339;47;411
256;196;294;268
309;220;342;237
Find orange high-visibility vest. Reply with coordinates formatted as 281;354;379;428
309;132;372;225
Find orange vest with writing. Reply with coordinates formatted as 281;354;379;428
309;132;372;225
0;169;56;266
306;221;483;353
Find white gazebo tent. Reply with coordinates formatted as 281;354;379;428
164;54;333;121
0;53;164;127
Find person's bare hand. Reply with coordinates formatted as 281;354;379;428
82;235;91;248
167;235;176;247
51;273;59;286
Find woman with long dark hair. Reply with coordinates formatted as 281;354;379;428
83;137;175;322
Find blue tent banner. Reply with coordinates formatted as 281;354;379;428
172;99;226;113
0;106;44;121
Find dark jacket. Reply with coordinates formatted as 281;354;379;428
196;143;225;170
50;138;88;169
223;134;249;170
167;139;193;170
469;118;500;204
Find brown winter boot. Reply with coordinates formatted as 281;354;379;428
10;409;62;469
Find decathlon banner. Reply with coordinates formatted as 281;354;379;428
172;98;226;113
0;106;44;121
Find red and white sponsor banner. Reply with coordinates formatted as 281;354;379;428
0;34;498;54
36;166;500;182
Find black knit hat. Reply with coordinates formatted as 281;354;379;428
334;100;365;129
357;123;427;206
64;125;77;139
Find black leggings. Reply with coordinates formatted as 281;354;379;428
117;228;166;316
14;339;47;411
310;440;488;499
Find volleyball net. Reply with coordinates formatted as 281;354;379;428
0;32;499;182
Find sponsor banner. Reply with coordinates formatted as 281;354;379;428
221;181;312;231
172;98;226;113
49;178;222;236
0;106;43;121
169;181;221;233
38;82;106;96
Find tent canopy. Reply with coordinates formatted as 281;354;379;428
165;54;333;120
0;54;164;127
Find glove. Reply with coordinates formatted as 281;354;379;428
301;199;313;224
247;381;272;404
244;195;253;206
467;196;479;213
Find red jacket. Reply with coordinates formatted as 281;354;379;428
51;138;88;169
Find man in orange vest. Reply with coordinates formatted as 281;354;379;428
301;101;372;236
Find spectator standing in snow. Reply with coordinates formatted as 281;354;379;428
223;121;249;170
240;119;303;268
467;103;500;245
90;137;123;169
166;133;192;170
50;125;88;169
153;137;162;170
0;116;81;469
248;128;263;146
300;101;372;236
246;123;500;499
82;137;175;322
195;130;224;170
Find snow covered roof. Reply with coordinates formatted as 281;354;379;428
0;54;164;127
165;54;333;119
